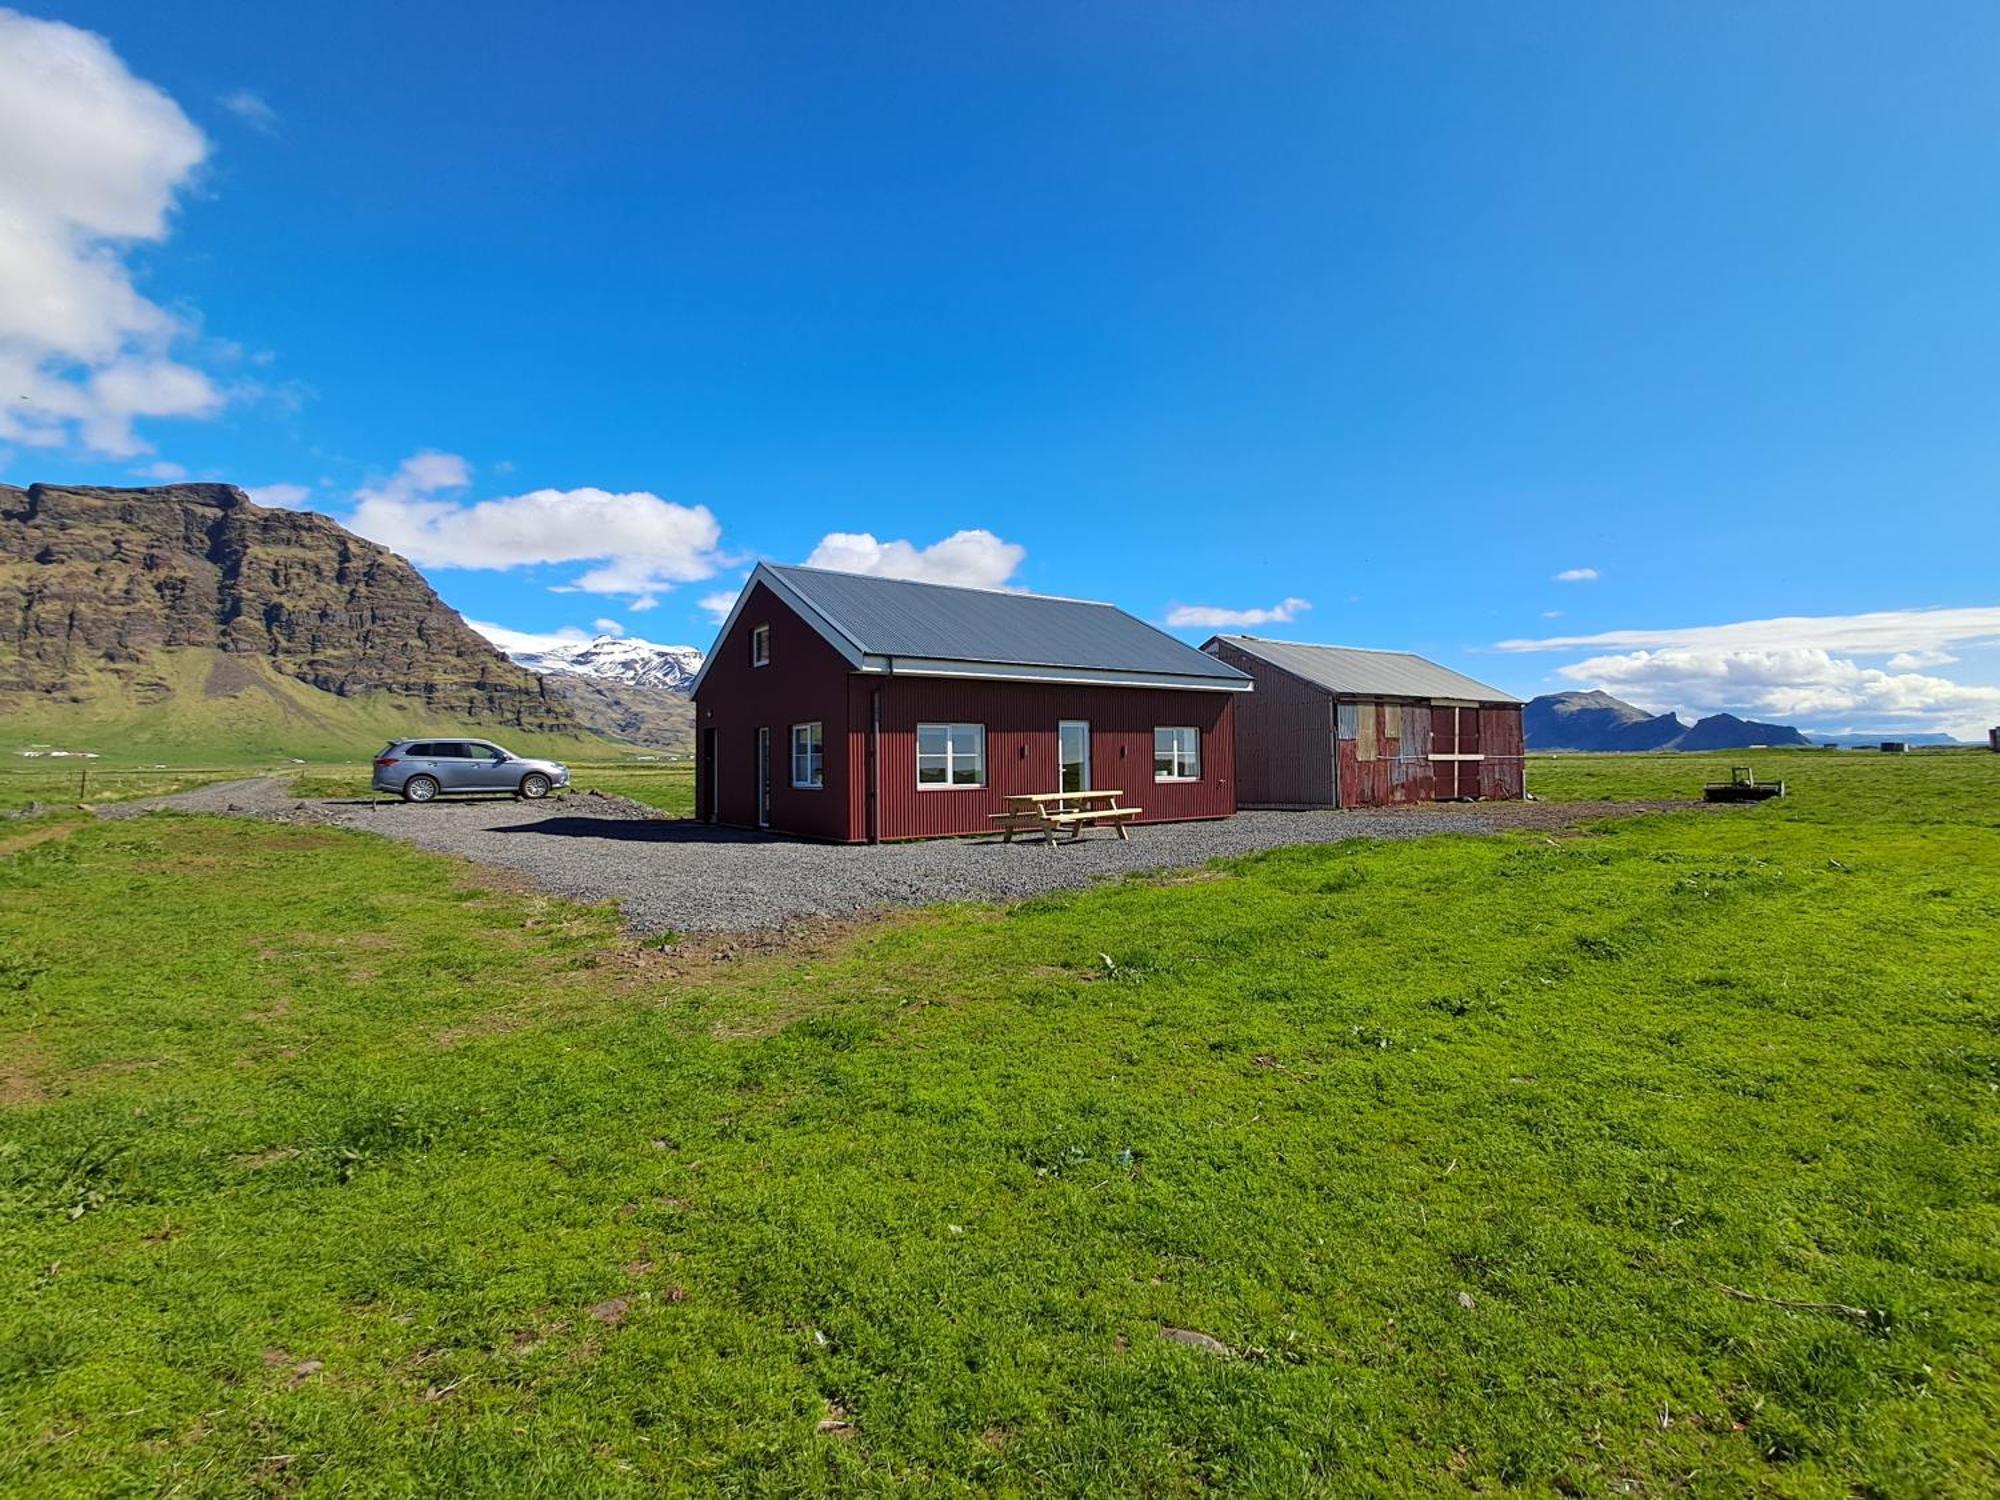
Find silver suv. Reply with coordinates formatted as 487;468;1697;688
372;739;570;802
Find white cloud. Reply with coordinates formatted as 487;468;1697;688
1502;604;2000;738
804;529;1025;589
698;589;738;625
1554;567;1600;583
0;8;223;456
218;89;277;132
345;451;726;606
1164;597;1311;630
245;482;310;509
467;619;592;656
1553;647;2000;736
1496;604;2000;658
134;460;186;480
591;617;625;637
1541;610;1564;620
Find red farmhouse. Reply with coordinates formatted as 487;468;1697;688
1200;635;1525;808
691;564;1252;841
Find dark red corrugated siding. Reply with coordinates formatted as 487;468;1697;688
871;677;1237;840
1205;638;1334;807
693;581;858;839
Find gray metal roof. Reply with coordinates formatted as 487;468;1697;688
763;564;1251;685
1209;635;1521;704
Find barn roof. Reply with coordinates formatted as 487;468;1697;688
1207;635;1521;704
691;564;1253;692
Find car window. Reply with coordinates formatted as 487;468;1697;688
430;742;468;758
404;742;437;757
472;744;506;760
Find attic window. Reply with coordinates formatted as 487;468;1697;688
750;624;770;667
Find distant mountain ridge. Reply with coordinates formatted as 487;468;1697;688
1526;690;1814;752
505;634;703;693
496;634;700;752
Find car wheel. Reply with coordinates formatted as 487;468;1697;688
403;775;440;803
519;772;551;800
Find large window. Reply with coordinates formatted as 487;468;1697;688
750;623;771;667
1154;726;1201;781
790;722;823;788
917;723;985;788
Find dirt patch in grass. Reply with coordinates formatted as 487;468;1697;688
0;1054;47;1107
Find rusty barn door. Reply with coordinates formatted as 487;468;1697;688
1431;703;1483;800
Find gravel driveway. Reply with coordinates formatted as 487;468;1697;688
104;778;1697;933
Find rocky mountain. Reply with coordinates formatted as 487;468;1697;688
0;482;584;752
537;673;695;751
1525;690;1813;752
493;634;700;753
504;634;703;693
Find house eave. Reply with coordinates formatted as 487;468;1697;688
860;655;1254;692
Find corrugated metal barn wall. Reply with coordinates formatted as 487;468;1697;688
869;677;1238;840
1334;701;1436;806
1206;637;1334;806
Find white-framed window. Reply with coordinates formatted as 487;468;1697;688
1154;726;1201;781
790;722;823;788
917;723;985;788
750;623;771;667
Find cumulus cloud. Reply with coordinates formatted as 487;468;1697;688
1164;597;1311;630
346;451;726;606
218;89;277;132
1887;649;1959;670
0;8;224;456
1554;567;1599;583
804;529;1025;589
245;482;311;509
591;617;625;637
698;590;739;624
1502;604;2000;738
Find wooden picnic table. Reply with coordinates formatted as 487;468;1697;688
990;789;1143;846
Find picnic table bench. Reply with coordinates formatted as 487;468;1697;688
990;790;1143;846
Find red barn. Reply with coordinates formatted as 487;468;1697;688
1200;635;1525;807
691;564;1252;841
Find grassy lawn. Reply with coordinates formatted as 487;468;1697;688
1;751;1994;1493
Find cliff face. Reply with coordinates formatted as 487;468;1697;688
0;482;579;734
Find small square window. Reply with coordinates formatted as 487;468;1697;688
750;624;771;667
791;722;823;788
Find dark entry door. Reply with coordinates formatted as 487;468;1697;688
756;728;771;828
702;729;719;821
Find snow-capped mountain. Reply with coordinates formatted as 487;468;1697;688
505;635;704;694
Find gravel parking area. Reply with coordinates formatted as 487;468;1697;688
104;778;1698;933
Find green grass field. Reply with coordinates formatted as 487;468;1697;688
2;749;1995;1493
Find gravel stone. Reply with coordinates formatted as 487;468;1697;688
102;778;1703;934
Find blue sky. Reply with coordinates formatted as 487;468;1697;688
5;2;2000;734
